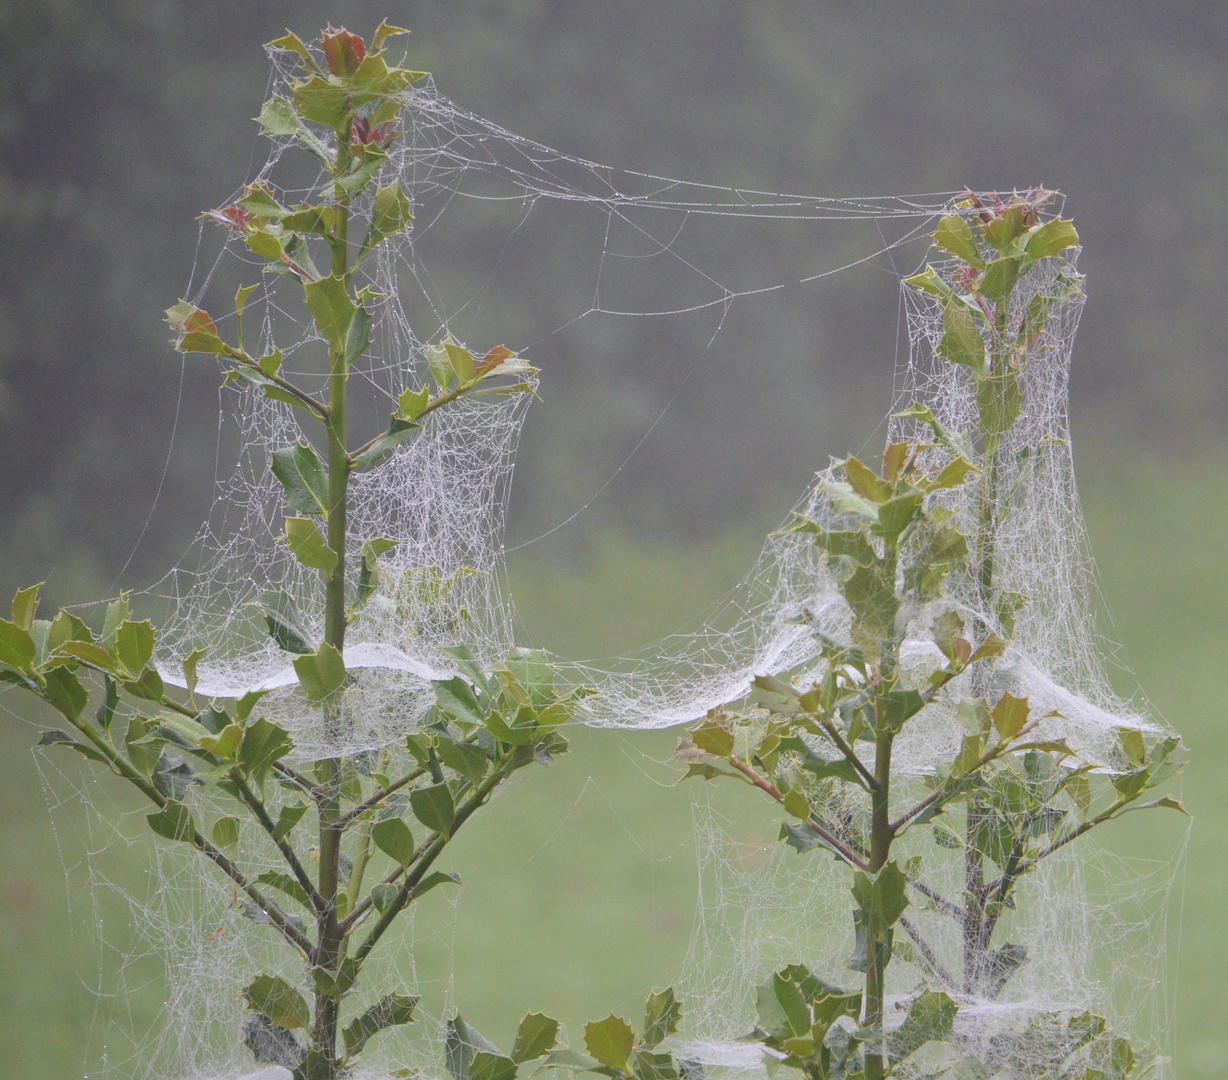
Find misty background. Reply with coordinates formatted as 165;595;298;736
1;4;1224;1078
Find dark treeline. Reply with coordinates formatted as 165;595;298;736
2;1;1225;600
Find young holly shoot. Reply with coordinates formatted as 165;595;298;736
0;23;1185;1080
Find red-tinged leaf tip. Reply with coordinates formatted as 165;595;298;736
322;27;365;77
350;115;371;145
166;301;217;337
370;121;396;147
476;345;514;375
203;206;251;233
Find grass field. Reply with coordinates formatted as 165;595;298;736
0;453;1223;1079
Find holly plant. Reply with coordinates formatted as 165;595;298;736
678;196;1185;1080
0;24;579;1080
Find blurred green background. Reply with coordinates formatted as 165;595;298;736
1;3;1224;1078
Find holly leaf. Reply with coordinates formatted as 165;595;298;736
147;801;196;843
938;301;986;372
294;643;347;704
303;275;357;356
1026;218;1079;261
991;692;1031;740
270;441;330;515
342;992;419;1057
933;215;983;267
887;990;957;1061
283;516;338;574
0;618;37;670
361;181;414;259
585;1014;635;1071
410;783;456;838
372;817;416;866
643;988;682;1050
351;415;419;471
254;590;314;655
243;973;311;1030
513;1012;560;1064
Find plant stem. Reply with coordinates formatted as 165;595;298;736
310;164;353;1077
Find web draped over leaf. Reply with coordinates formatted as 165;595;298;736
28;46;1182;1080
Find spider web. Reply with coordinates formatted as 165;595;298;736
15;41;1184;1080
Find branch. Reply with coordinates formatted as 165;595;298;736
54;706;313;957
349;767;507;963
814;715;879;791
898;914;960;993
726;755;869;871
228;770;326;914
338;764;428;828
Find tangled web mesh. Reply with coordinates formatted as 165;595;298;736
24;45;1182;1080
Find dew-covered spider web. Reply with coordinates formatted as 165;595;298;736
20;39;1185;1080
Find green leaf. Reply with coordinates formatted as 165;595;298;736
399;385;431;420
181;647;207;699
212;816;240;847
991;692;1031;740
0;618;36;670
256;871;310;910
929;456;977;492
933;215;983;267
842;456;892;504
1025;218;1079;261
267;32;316;69
427;342;455;389
878;689;925;733
370;883;398;913
115;619;155;674
435;738;489;784
312;956;362;1001
238;717;295;787
780;820;822;854
303;274;357;355
414;870;461;898
585;1014;635;1071
887;990;957;1061
11;583;41;631
36;729;108;764
356;537;399;607
147;801;196;843
983;204;1028;252
243;973;311;1030
850;861;909;930
977;372;1023;438
469;1053;517;1080
689;718;734;759
444;341;478;384
351;415;420;471
410;783;456;838
344;300;373;369
783;789;810;820
271;800;308;841
238;183;287;221
755;970;810;1039
270;441;330;515
978;255;1025;305
362;181;414;258
96;676;119;731
43;666;88;717
254;590;314;654
283;516;338;574
123;667;165;702
447;1017;503;1080
938;302;986;372
903;265;953;300
512;1012;560;1064
292;74;352;129
372;816;416;866
434;677;487;727
643;988;682;1050
1119;727;1146;767
256;94;301;137
294;642;348;703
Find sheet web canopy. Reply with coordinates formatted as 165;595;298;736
33;35;1179;1080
